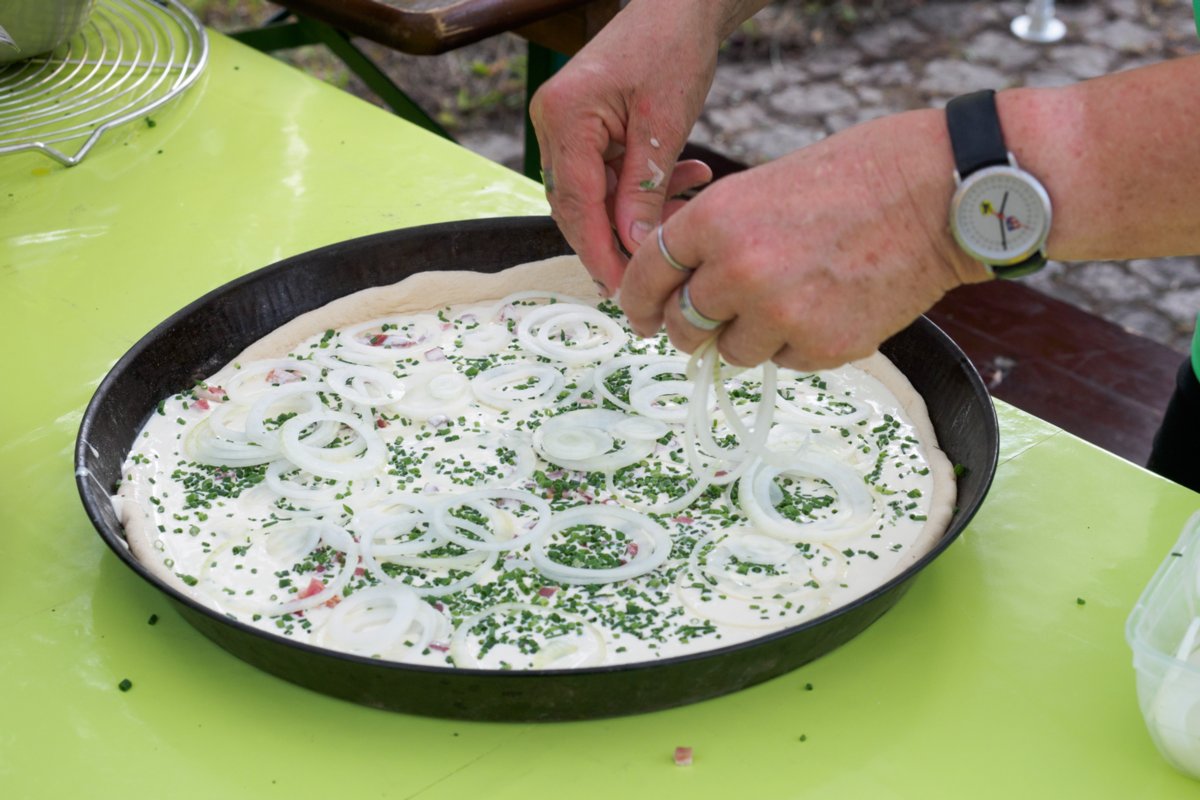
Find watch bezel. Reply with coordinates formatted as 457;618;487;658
950;162;1052;267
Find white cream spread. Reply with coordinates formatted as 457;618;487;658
116;290;953;670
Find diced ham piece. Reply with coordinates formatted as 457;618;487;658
428;642;450;652
376;418;389;429
424;347;446;362
673;747;693;767
194;398;210;411
369;334;417;348
196;385;227;402
538;586;558;598
297;578;324;599
626;542;639;558
265;368;301;385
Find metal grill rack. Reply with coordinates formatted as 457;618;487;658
0;0;207;167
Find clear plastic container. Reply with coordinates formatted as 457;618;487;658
1126;511;1200;780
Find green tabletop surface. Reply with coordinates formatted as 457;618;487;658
2;32;1198;799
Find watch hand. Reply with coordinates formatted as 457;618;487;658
997;191;1009;249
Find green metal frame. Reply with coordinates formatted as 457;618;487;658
231;12;565;181
230;15;450;140
522;43;568;180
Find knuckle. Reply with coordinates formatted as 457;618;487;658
662;319;702;355
717;340;756;369
531;78;572;116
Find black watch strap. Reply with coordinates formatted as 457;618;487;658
992;252;1046;279
946;90;1009;177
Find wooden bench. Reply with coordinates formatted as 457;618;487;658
232;1;618;176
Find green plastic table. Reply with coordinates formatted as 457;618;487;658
2;33;1197;798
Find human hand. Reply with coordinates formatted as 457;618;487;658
529;1;728;295
619;110;993;371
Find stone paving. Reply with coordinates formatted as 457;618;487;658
471;0;1200;353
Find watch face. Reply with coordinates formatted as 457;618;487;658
951;165;1052;266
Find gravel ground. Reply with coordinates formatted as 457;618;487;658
192;0;1200;353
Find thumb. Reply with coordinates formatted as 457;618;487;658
613;138;675;253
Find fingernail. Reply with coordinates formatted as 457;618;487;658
594;279;610;298
630;221;653;245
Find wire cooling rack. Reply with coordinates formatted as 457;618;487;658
0;0;208;166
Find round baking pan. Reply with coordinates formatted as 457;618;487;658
76;216;999;721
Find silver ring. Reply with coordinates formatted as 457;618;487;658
678;283;726;331
657;225;696;273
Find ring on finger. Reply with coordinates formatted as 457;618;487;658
657;225;697;273
678;283;726;331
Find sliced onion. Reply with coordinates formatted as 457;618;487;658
593;355;662;412
530;505;672;585
207;398;254;443
317;584;424;656
390;550;494;598
610;416;669;442
429;488;552;552
458;323;513;358
222;358;322;401
185;417;278;467
533;409;656;473
279;410;385;480
202;521;359;617
775;371;871;427
449;602;606;668
487;291;583;322
629;380;693;423
738;455;878;543
334;315;445;364
413;430;537;493
392;366;470;420
688;527;846;600
357;497;442;560
264;460;344;506
242;383;330;447
516;303;627;366
674;535;842;631
325;364;405;408
471;362;564;409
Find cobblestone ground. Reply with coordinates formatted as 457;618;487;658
469;0;1200;353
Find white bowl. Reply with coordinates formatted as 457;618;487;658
0;0;97;65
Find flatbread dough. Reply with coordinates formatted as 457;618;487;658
117;255;955;668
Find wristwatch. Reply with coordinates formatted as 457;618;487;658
946;90;1052;278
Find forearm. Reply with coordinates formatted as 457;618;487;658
997;54;1200;261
